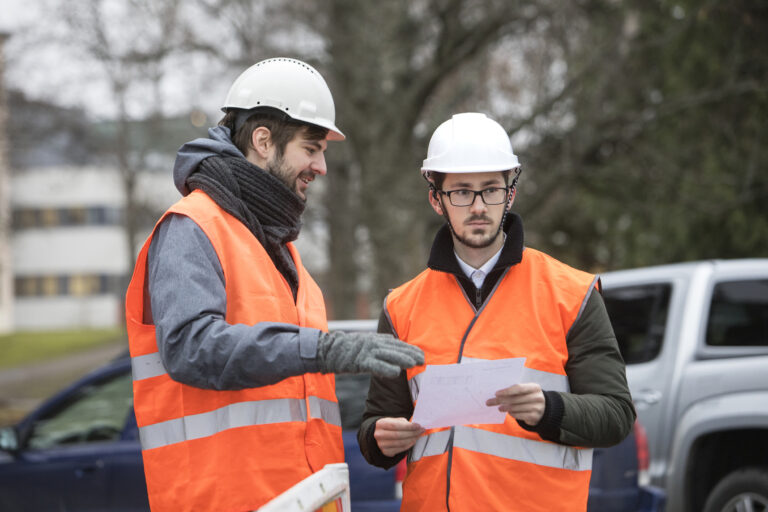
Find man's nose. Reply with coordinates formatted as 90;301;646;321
469;192;487;213
312;153;327;176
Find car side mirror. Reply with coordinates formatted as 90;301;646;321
0;426;20;454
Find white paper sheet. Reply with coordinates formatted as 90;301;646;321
410;358;526;429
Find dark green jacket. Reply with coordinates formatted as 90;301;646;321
358;213;636;469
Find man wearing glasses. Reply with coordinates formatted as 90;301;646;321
357;113;635;511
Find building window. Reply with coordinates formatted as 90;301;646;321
16;277;40;297
40;275;59;296
12;210;40;229
14;274;123;298
12;206;123;229
70;275;100;296
40;209;59;228
58;207;88;226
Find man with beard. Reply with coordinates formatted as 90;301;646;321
357;113;635;511
125;58;423;512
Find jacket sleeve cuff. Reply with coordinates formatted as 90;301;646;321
299;327;322;373
516;390;564;443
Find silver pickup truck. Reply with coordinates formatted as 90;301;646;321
601;259;768;512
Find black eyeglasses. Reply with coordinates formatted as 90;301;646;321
438;187;510;207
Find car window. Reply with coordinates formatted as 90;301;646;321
335;374;371;430
706;279;768;347
26;371;133;450
603;283;671;364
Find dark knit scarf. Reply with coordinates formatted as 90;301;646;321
186;155;304;299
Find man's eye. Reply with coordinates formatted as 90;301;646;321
454;190;472;198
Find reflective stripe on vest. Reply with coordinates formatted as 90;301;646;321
130;354;343;450
410;426;592;471
308;395;342;426
131;352;165;381
139;398;307;450
137;396;342;450
407;357;589;471
139;390;341;450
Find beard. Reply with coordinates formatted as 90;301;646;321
265;153;294;192
447;213;505;249
455;226;502;249
266;153;314;200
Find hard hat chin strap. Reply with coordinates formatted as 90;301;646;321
495;168;521;238
510;167;522;192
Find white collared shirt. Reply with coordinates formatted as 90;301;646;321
454;244;504;290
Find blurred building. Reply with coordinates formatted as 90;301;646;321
11;167;177;330
3;75;327;331
3;78;206;332
0;32;12;334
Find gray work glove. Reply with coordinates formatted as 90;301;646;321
317;331;425;378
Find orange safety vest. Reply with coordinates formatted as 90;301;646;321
385;248;598;512
126;190;343;512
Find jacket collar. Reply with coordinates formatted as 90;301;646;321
427;212;525;275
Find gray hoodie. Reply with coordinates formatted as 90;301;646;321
173;126;245;196
147;126;322;390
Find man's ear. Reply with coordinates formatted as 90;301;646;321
250;126;273;161
429;188;443;215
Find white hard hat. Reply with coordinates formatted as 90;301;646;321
421;113;519;174
222;57;345;141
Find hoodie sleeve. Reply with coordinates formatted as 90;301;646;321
147;213;322;390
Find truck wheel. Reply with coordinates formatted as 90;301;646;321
703;468;768;512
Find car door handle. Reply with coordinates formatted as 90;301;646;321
634;389;662;407
74;459;105;478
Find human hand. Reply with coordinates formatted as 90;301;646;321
374;417;425;457
486;382;546;426
317;331;424;378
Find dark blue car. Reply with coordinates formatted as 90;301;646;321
0;353;664;511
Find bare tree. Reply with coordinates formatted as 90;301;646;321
56;0;192;276
189;0;602;316
163;0;585;316
74;0;764;317
315;0;586;313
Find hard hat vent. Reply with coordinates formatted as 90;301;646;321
222;57;345;141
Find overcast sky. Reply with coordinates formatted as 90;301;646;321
0;0;39;32
1;0;230;124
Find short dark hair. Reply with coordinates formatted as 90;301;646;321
219;108;328;158
430;170;512;190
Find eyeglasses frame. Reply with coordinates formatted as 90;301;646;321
437;186;511;207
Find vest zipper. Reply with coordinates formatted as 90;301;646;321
445;269;511;511
445;427;455;512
